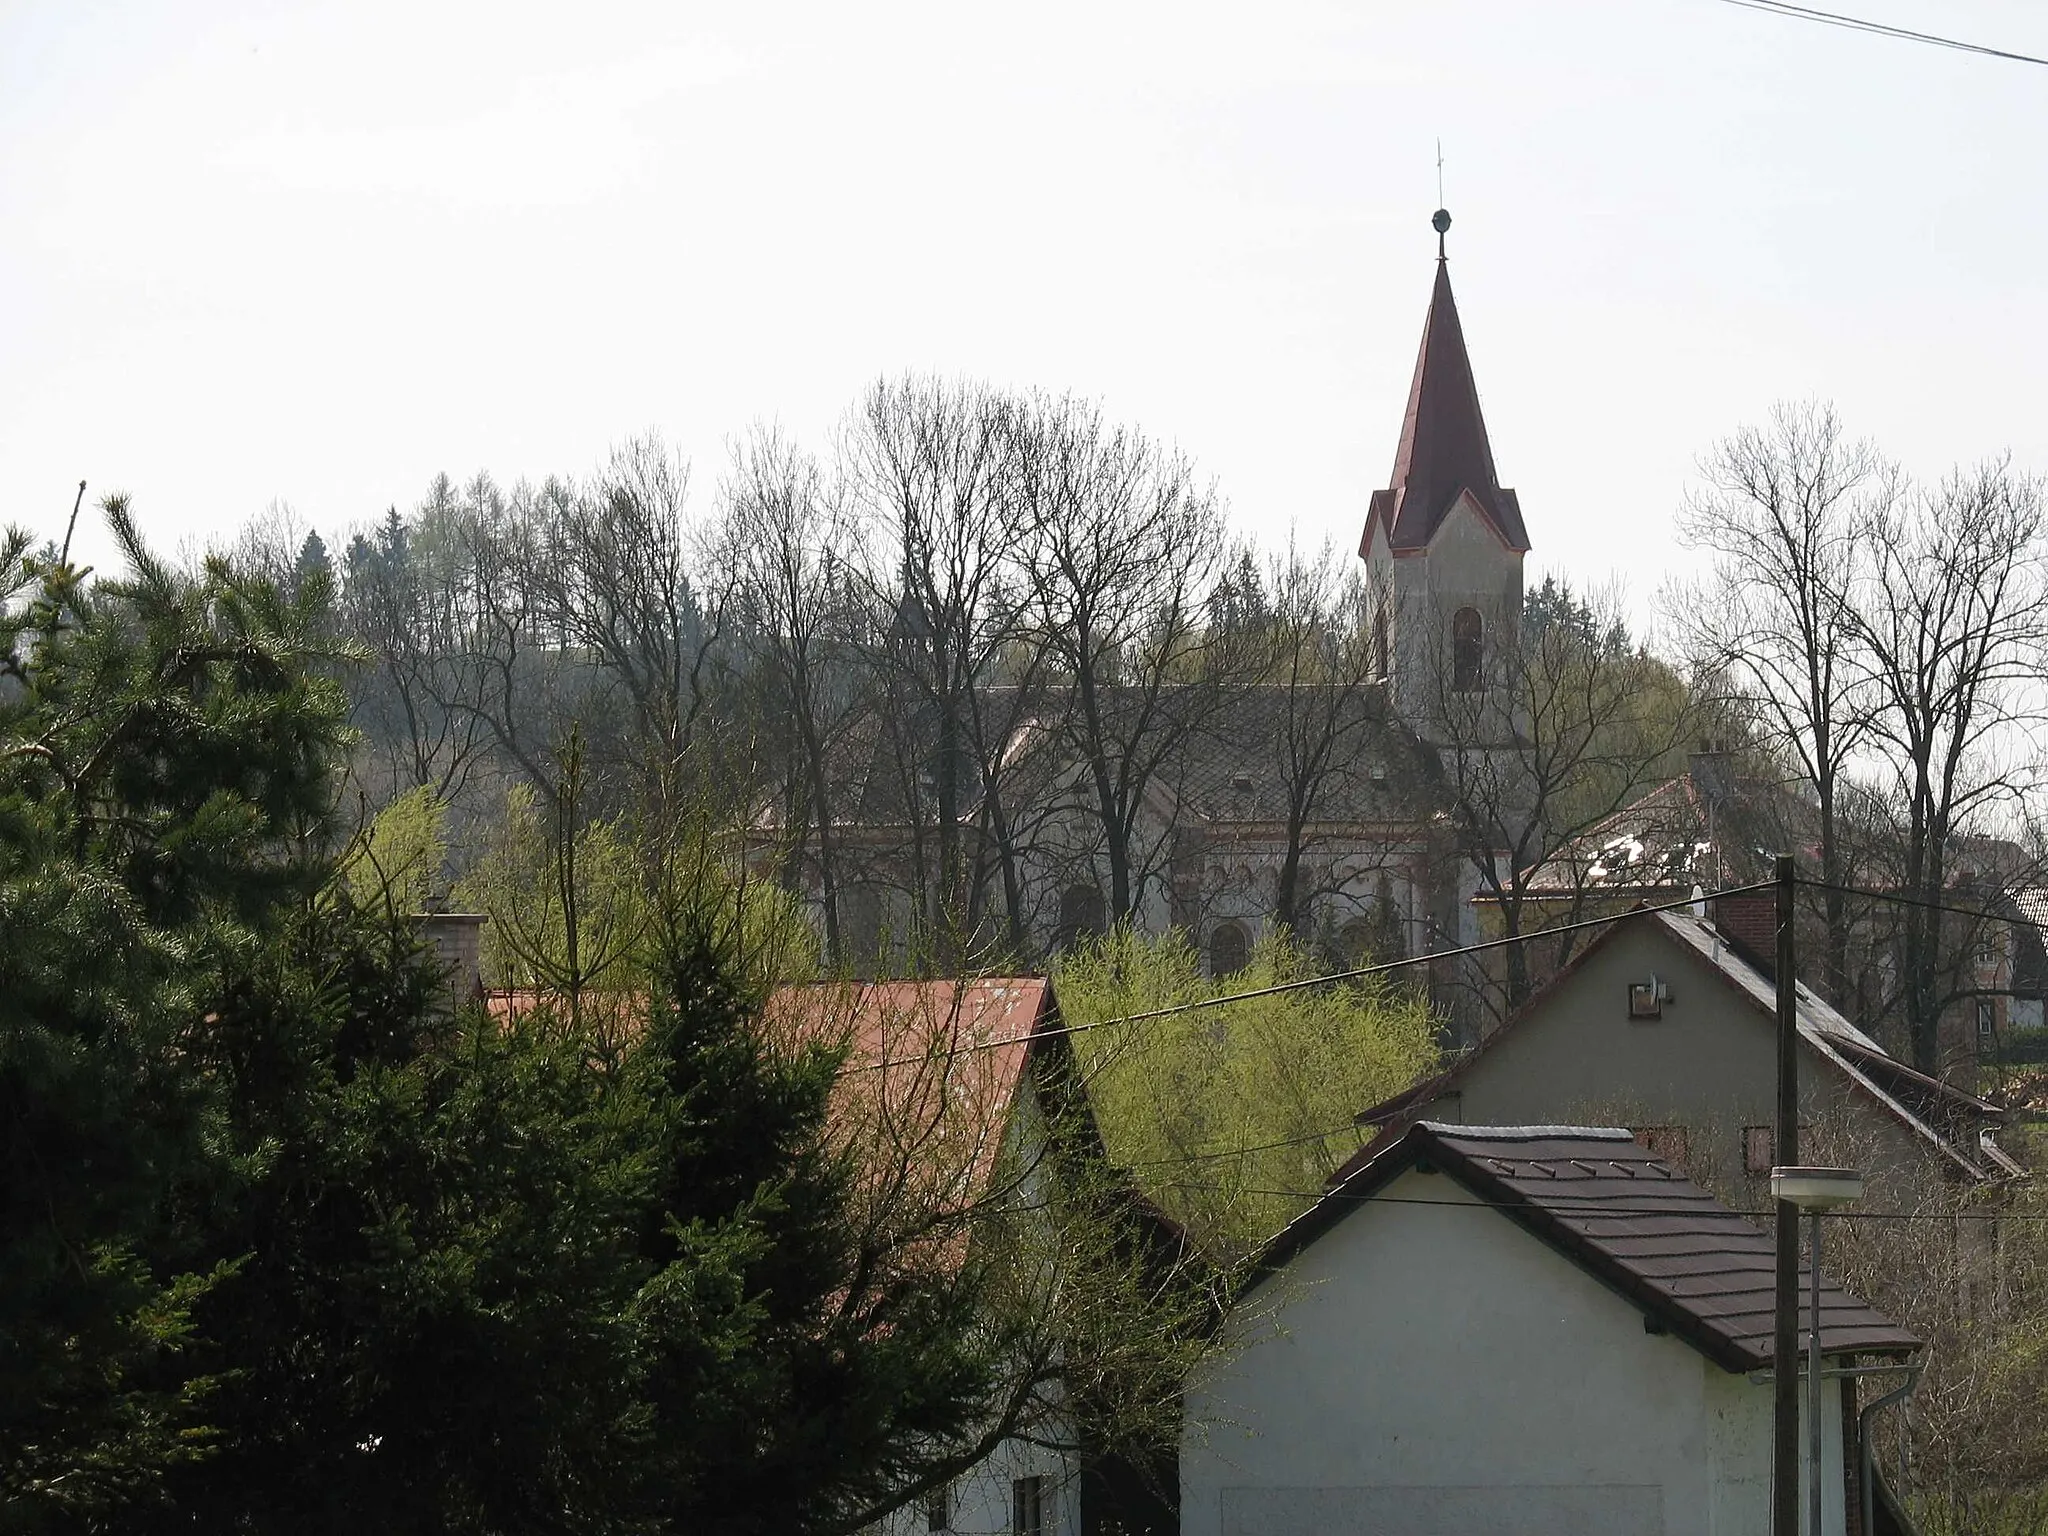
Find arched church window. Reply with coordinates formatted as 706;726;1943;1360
1452;607;1483;693
1055;884;1106;951
1208;920;1249;978
1372;604;1391;680
1337;918;1375;968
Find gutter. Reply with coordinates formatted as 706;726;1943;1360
1745;1359;1923;1536
1859;1362;1922;1536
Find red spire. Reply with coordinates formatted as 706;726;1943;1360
1363;226;1529;555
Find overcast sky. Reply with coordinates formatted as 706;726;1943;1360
5;0;2044;631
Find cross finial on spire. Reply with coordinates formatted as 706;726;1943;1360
1432;206;1452;262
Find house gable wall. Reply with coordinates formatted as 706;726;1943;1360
1420;924;1944;1193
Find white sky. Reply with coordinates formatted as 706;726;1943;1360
5;1;2045;634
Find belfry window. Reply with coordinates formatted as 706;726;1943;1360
1451;607;1483;692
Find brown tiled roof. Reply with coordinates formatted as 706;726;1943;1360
1262;1122;1919;1372
492;979;1055;1121
764;979;1059;1219
1176;685;1439;827
1512;770;1806;897
1362;258;1529;556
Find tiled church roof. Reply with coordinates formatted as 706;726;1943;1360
1364;253;1530;555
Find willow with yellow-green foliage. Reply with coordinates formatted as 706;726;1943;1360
1058;926;1438;1259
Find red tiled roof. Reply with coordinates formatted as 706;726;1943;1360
1260;1122;1919;1371
489;978;1060;1214
1362;258;1529;556
765;979;1059;1224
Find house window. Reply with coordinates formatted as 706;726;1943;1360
1977;999;1997;1040
925;1484;950;1532
1013;1476;1044;1536
1451;607;1483;692
1627;979;1665;1019
1744;1125;1775;1175
1632;1126;1688;1166
1208;920;1249;978
1055;884;1105;950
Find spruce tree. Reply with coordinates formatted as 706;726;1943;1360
1;504;352;1523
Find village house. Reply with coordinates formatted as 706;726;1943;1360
1182;1121;1920;1536
1349;898;2019;1204
477;961;1184;1536
1498;748;2048;1077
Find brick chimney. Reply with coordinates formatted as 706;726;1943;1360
414;900;487;1008
1687;740;1736;806
1708;891;1777;977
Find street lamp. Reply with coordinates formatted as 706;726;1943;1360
1772;1166;1865;1536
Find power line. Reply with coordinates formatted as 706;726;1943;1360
847;879;1775;1073
1119;1121;1366;1170
1707;0;2048;67
1799;877;2048;936
1162;1181;2037;1223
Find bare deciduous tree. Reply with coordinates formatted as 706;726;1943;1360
339;483;496;804
1848;460;2047;1073
1675;404;2048;1073
846;377;1018;959
1248;540;1399;940
1673;401;1898;1005
1427;580;1696;1019
523;436;732;806
721;425;869;965
1014;394;1237;923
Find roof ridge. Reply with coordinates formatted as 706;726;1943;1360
1257;1120;1919;1371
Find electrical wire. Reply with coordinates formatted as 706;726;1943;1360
1798;878;2048;937
1159;1182;2039;1223
847;878;1774;1074
832;867;2048;1206
1117;1121;1366;1170
1706;0;2048;67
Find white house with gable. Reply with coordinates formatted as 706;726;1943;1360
1182;1121;1920;1536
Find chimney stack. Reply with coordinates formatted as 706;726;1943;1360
1688;740;1735;806
1708;890;1777;978
415;898;488;1008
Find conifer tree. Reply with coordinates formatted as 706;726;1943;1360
1;502;353;1523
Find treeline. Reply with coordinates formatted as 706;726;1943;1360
239;376;1692;997
239;384;2048;1070
294;378;1334;966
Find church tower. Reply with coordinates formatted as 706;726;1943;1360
1359;210;1529;742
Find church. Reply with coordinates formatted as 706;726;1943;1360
1026;210;1530;971
798;211;1535;1013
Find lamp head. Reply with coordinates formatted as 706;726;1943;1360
1771;1165;1865;1210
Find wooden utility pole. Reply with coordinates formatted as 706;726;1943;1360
1772;853;1801;1536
